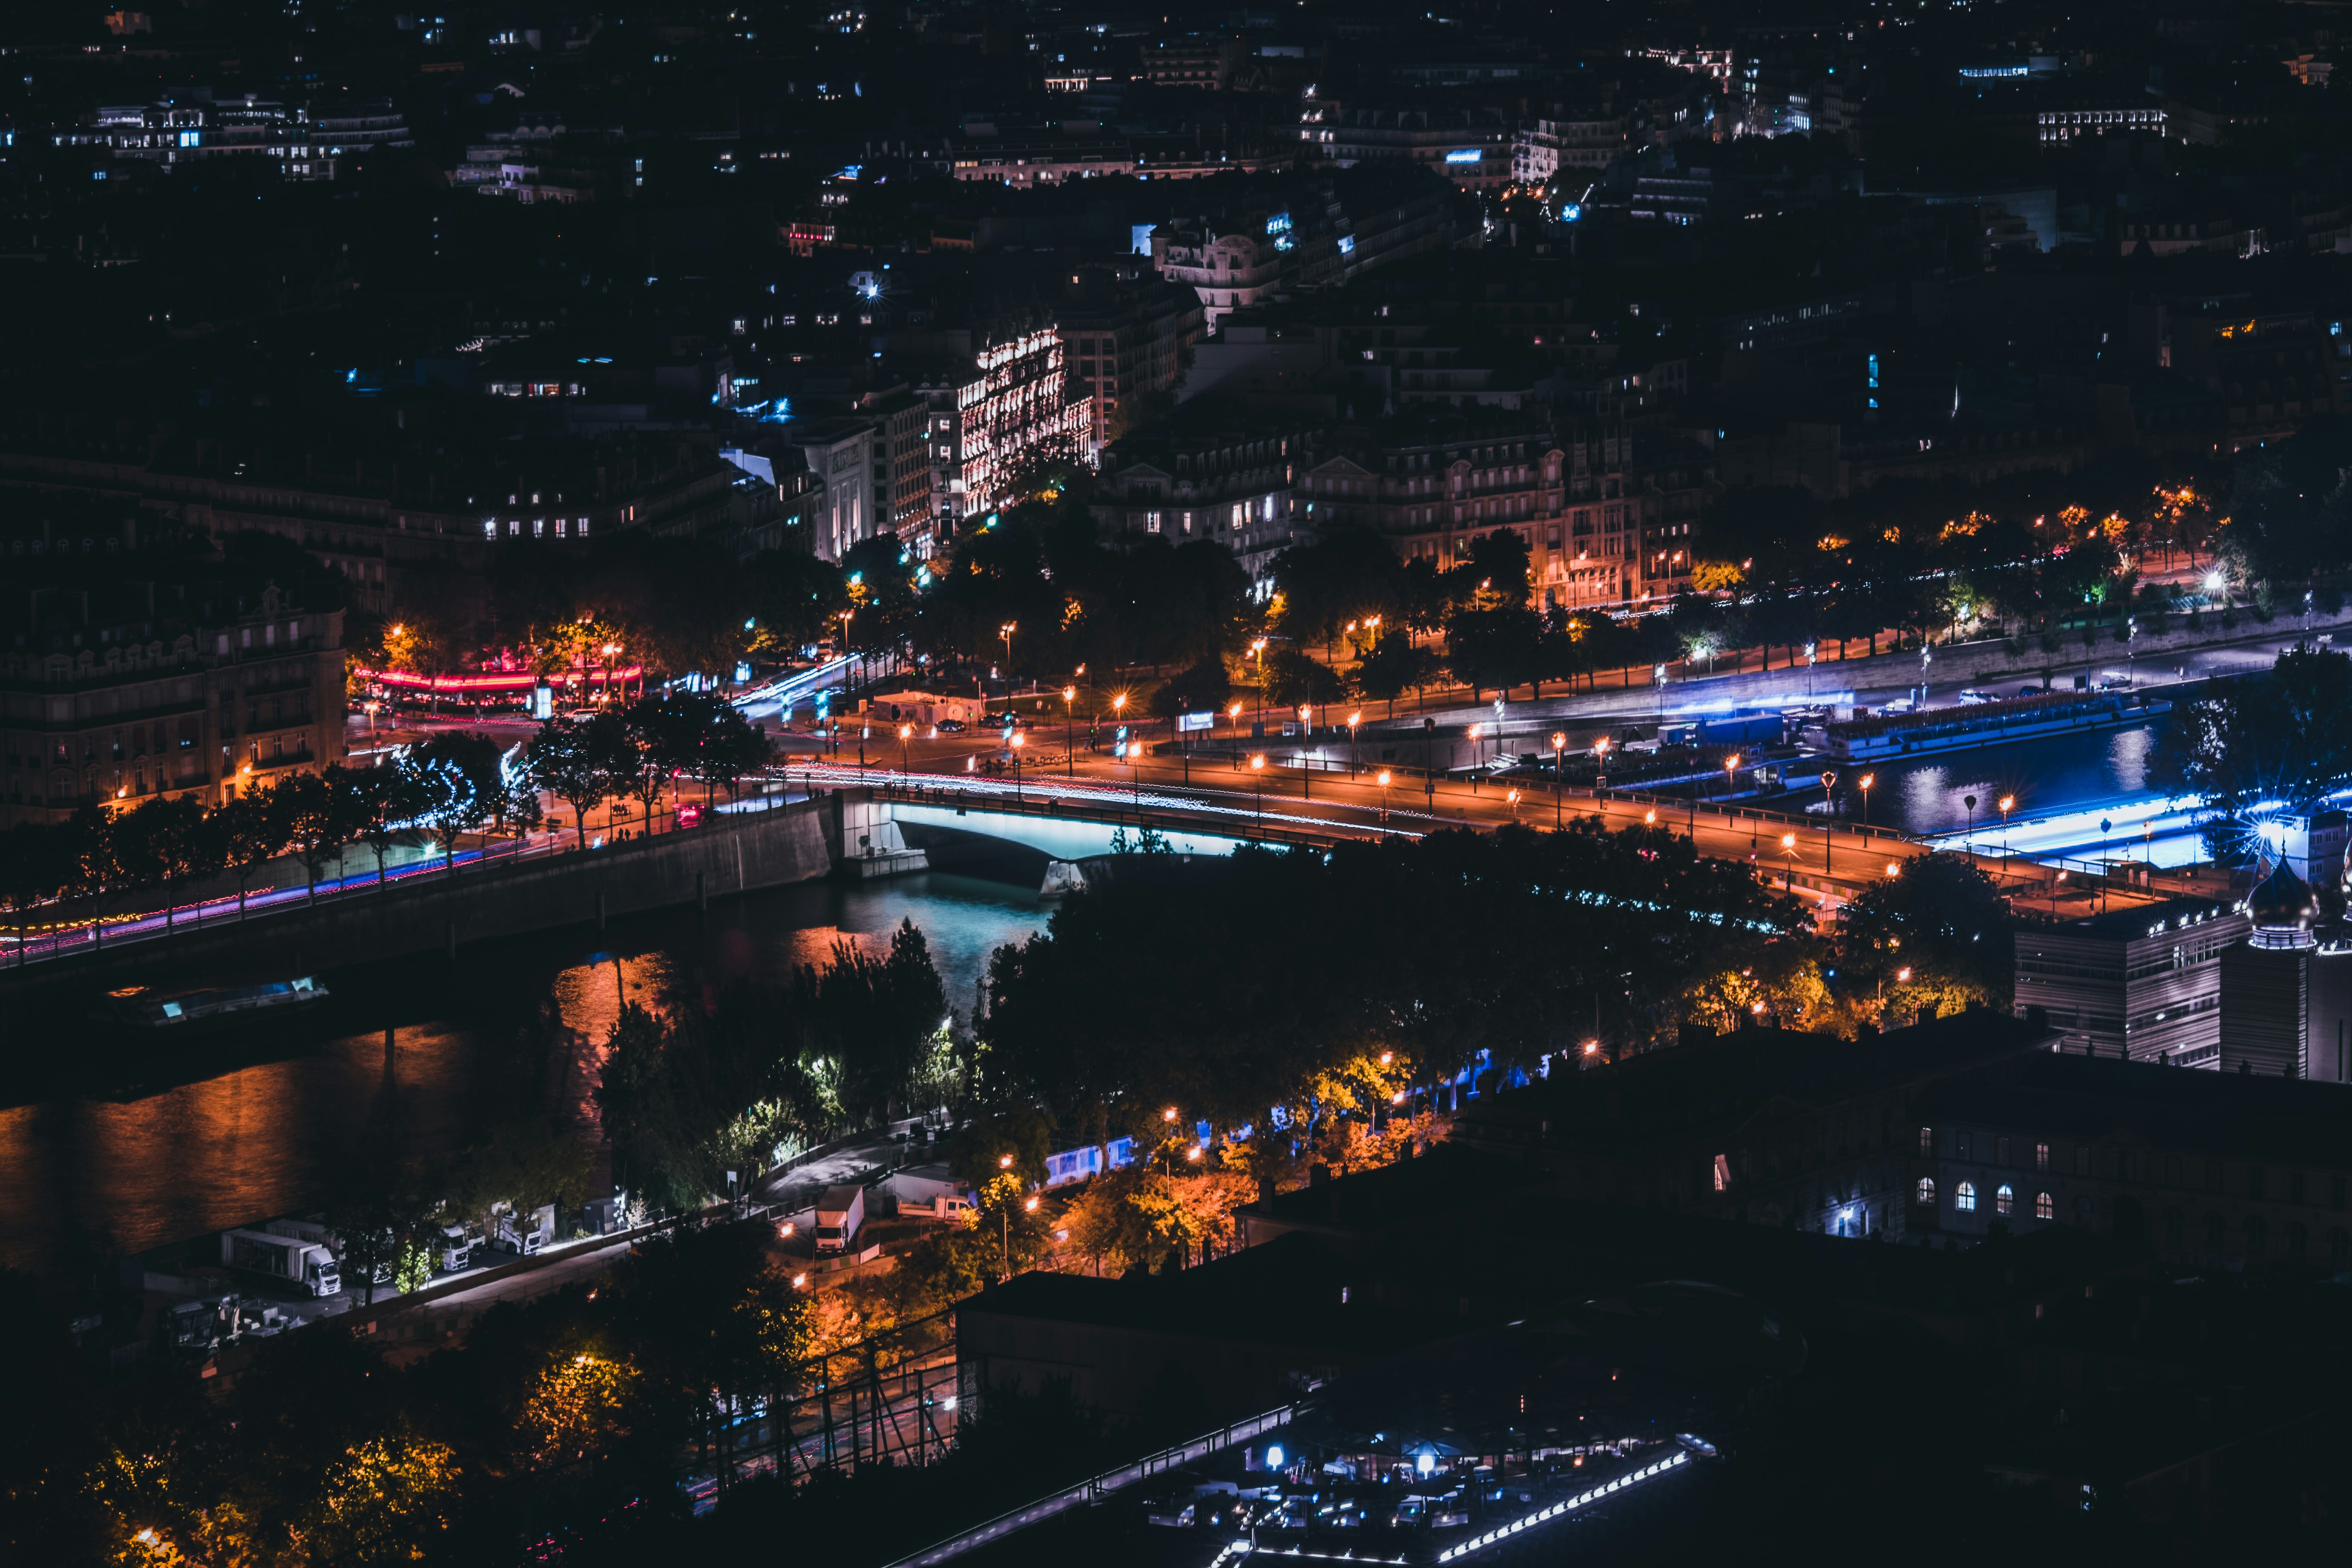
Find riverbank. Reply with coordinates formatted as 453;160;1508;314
1384;603;2352;731
2;791;841;995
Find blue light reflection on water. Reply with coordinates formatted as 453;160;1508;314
1836;722;2165;839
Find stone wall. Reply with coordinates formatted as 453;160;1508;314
29;794;842;987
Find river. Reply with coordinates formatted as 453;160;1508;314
0;869;1052;1279
0;719;2190;1280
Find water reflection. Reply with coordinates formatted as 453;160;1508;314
0;872;1049;1277
1840;722;2167;838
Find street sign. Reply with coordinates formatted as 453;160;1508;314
1176;711;1214;732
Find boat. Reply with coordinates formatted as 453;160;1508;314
94;976;331;1029
1798;691;2171;764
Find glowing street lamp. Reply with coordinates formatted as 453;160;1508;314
1377;768;1393;828
1592;733;1611;792
1781;831;1797;890
899;723;913;780
1010;730;1026;803
1063;686;1077;777
1551;732;1568;826
1998;794;2016;859
1348;709;1362;776
1857;771;1875;837
999;621;1017;694
1299;705;1314;799
1250;753;1267;835
1820;769;1838;873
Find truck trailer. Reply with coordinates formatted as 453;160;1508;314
220;1229;341;1297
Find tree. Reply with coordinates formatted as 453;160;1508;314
1262;647;1348;710
276;769;361;902
214;786;286;918
1354;633;1441;716
815;919;950;1122
617;694;698;829
348;763;426;887
0;822;71;964
61;804;124;948
1837;853;2015;1018
678;693;771;809
1445;603;1544;701
400;749;486;873
524;711;628;849
1270;528;1401;654
110;796;221;933
2153;645;2352;855
1146;655;1233;722
300;1428;460;1563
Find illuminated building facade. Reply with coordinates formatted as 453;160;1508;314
926;328;1092;524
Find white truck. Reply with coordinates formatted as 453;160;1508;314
489;1203;555;1257
436;1224;474;1272
814;1184;867;1254
220;1229;341;1297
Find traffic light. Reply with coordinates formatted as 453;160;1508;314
1114;725;1129;758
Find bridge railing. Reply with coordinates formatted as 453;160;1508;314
860;780;1400;851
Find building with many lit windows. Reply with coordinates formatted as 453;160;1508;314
911;323;1093;527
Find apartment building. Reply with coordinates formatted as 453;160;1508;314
1;521;347;826
1091;413;1312;578
1058;264;1205;447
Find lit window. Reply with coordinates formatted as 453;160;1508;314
1918;1127;1932;1156
2035;1142;2050;1172
1914;1179;1935;1206
1995;1185;2014;1216
1955;1181;1977;1213
2035;1191;2054;1221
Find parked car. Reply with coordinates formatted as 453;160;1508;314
936;718;967;733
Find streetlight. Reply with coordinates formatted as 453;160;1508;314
1348;710;1362;776
900;723;913;782
1011;730;1026;803
1250;637;1269;726
1250;753;1267;835
997;1152;1016;1280
1506;787;1522;815
1723;751;1742;815
1781;831;1797;890
1857;772;1875;838
1592;734;1611;793
1062;686;1076;777
1999;794;2015;859
1299;705;1314;799
1550;732;1567;826
999;622;1017;697
1377;768;1393;829
1820;769;1838;873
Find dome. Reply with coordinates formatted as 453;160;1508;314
2247;858;2318;950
